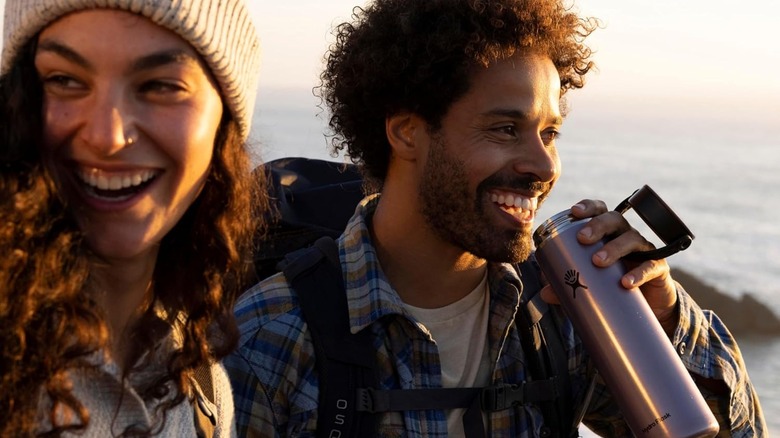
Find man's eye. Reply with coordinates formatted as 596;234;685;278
542;130;561;145
492;125;517;137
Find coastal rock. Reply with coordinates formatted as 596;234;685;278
672;268;780;336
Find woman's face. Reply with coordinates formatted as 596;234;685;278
34;9;224;263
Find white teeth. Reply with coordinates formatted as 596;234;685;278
505;194;515;207
77;168;157;191
520;197;531;210
97;175;109;190
490;191;537;212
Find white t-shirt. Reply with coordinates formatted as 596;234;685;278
404;272;492;436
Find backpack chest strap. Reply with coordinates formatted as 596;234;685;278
356;379;558;413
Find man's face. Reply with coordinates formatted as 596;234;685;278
418;53;562;263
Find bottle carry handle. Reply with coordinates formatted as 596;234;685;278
614;185;695;262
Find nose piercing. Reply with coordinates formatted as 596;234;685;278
124;133;137;146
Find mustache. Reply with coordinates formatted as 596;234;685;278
478;173;553;194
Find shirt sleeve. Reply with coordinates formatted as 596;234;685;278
223;346;280;438
223;277;320;438
671;284;767;437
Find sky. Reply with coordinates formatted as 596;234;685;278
1;0;778;128
246;0;780;129
249;0;780;92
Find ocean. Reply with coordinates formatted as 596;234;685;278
250;87;780;434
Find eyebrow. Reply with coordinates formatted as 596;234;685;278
130;50;202;73
37;40;92;70
36;40;201;73
483;108;563;126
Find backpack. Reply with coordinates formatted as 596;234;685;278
254;156;364;280
256;157;584;438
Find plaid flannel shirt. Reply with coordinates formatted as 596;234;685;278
225;194;766;437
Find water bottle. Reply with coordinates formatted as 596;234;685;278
532;186;719;438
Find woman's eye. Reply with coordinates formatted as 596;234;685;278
42;74;83;90
138;80;192;103
140;80;186;94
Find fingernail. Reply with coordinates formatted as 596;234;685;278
572;203;586;212
595;250;607;262
624;275;636;286
579;227;592;238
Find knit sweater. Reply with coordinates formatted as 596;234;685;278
39;332;236;437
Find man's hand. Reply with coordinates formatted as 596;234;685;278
540;199;680;335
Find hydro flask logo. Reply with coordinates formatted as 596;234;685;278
564;269;588;299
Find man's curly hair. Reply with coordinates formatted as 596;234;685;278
319;0;598;187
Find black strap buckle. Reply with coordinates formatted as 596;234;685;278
481;380;558;412
356;388;381;413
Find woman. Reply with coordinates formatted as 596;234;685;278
0;0;264;436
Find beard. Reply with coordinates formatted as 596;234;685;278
418;135;551;263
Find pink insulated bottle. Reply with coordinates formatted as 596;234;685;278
533;207;719;438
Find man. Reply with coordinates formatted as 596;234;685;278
225;0;766;436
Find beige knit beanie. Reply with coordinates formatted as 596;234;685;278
2;0;261;140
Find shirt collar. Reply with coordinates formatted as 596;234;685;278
339;194;526;334
339;194;407;333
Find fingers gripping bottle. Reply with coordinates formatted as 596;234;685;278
532;186;719;438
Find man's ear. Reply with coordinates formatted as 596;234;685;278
386;112;427;161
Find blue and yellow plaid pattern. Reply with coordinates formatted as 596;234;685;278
225;194;765;437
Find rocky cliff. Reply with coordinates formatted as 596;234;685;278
672;268;780;336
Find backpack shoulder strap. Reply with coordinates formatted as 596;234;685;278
516;259;577;438
192;362;216;438
280;240;576;437
281;237;379;438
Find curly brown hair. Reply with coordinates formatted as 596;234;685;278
0;40;266;437
319;0;598;187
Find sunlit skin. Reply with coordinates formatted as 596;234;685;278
373;53;561;308
372;52;679;328
34;10;224;361
416;54;561;265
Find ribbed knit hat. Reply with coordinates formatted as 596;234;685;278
2;0;261;140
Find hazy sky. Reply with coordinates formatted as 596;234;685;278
2;0;778;126
249;0;778;92
247;0;780;128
